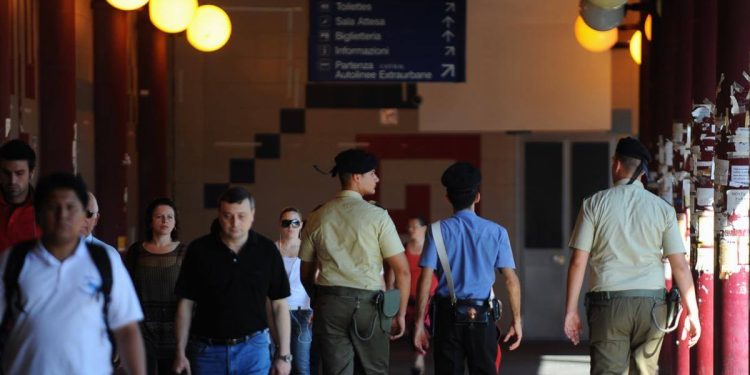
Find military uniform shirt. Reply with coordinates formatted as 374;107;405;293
420;209;515;299
569;179;685;292
299;190;404;291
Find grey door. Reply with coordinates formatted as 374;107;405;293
519;137;611;340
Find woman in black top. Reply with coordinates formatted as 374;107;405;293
125;198;186;375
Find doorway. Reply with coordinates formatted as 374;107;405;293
517;134;616;340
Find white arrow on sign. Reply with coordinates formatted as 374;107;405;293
442;16;455;28
441;30;455;42
441;64;455;78
445;2;456;12
444;46;455;56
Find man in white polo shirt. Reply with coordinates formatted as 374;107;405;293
0;172;146;374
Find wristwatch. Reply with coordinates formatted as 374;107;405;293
276;353;293;364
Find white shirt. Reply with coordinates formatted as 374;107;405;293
281;256;310;310
85;234;118;255
569;179;685;291
0;237;144;374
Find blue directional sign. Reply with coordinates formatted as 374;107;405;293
309;0;466;82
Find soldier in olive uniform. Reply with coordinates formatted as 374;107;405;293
300;149;410;375
564;137;701;374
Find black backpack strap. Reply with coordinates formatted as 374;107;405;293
2;240;36;328
85;243;115;361
86;243;113;324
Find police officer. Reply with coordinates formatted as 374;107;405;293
299;149;410;375
564;137;701;374
413;162;522;375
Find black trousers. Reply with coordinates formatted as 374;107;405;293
432;299;499;375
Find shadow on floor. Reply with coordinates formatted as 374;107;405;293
389;339;590;374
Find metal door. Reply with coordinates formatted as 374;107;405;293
517;135;613;340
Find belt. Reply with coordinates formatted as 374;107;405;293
316;285;380;299
194;329;267;346
586;289;666;302
434;296;489;307
290;306;312;311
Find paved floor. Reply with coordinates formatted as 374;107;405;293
389;339;591;374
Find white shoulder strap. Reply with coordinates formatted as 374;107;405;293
431;220;496;304
431;221;457;304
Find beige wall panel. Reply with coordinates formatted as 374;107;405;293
222;0;303;8
306;109;419;135
379;159;455;214
204;83;293;110
611;49;640;133
174;182;213;239
226;34;288;59
480;134;518;247
205;57;287;84
174;41;206;186
420;0;611;132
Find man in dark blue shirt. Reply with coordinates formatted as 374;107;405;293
413;162;522;374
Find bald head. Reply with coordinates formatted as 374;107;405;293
80;192;100;237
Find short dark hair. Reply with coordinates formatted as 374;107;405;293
338;172;353;187
615;154;643;173
144;197;179;241
34;173;89;220
279;207;301;219
410;216;427;226
447;189;478;211
218;186;255;208
0;139;37;171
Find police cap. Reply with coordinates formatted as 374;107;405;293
331;149;378;176
615;137;651;163
441;162;481;193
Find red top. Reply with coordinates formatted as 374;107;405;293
0;193;39;252
407;250;437;298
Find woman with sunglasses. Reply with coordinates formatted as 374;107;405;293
124;198;186;375
275;207;314;375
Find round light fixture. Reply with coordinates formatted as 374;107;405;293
106;0;149;11
187;5;232;52
630;30;642;65
574;16;618;53
149;0;198;34
644;14;652;41
587;0;627;9
580;0;626;31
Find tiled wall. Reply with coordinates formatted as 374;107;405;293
173;0;519;247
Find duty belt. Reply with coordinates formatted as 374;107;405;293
434;295;489;307
316;285;380;299
586;289;666;302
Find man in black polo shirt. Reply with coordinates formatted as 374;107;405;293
173;187;292;375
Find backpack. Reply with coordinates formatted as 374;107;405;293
1;240;114;358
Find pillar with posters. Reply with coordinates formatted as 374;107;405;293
716;76;750;375
691;103;716;374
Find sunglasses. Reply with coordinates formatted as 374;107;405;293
86;210;98;219
281;219;301;228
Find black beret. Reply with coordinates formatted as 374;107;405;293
441;162;481;193
615;137;651;163
331;149;378;176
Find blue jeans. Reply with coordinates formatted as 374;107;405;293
191;330;271;375
290;309;313;375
